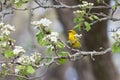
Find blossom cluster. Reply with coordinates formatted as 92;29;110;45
0;23;15;47
73;10;86;15
81;1;94;7
31;18;63;52
0;41;7;47
31;18;52;28
13;46;26;56
73;1;94;15
30;52;42;65
0;22;26;58
0;22;15;36
43;32;59;43
112;30;120;41
0;20;57;76
31;17;52;48
17;52;42;65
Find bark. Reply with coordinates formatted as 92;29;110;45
54;0;118;80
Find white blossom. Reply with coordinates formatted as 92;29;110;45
1;63;6;67
13;46;25;56
82;1;94;6
89;3;94;6
4;24;15;31
82;1;88;4
2;29;11;35
30;52;41;64
15;69;20;74
112;30;120;41
50;36;58;43
30;57;35;63
73;10;85;14
43;32;59;43
8;63;13;68
40;18;52;27
0;22;4;28
17;55;31;65
31;21;41;26
14;0;19;3
74;34;82;38
0;41;7;47
0;23;15;35
51;32;59;37
49;32;59;43
31;18;52;28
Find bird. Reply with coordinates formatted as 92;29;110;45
68;30;81;48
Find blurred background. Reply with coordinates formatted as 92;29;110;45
1;0;120;80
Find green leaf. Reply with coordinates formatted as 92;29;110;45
112;42;120;53
74;23;82;31
26;66;35;74
16;65;25;70
46;47;52;55
73;17;84;23
15;0;23;8
40;40;46;46
73;18;78;23
16;65;29;76
4;50;14;58
57;51;68;57
74;24;80;29
56;42;65;48
111;5;116;10
78;18;85;22
36;32;44;45
84;21;91;31
93;15;99;20
89;17;94;21
57;59;66;64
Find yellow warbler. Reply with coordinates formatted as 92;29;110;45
68;30;81;48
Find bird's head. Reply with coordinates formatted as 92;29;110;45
68;30;76;34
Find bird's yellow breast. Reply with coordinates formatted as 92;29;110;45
68;30;81;48
68;33;76;41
